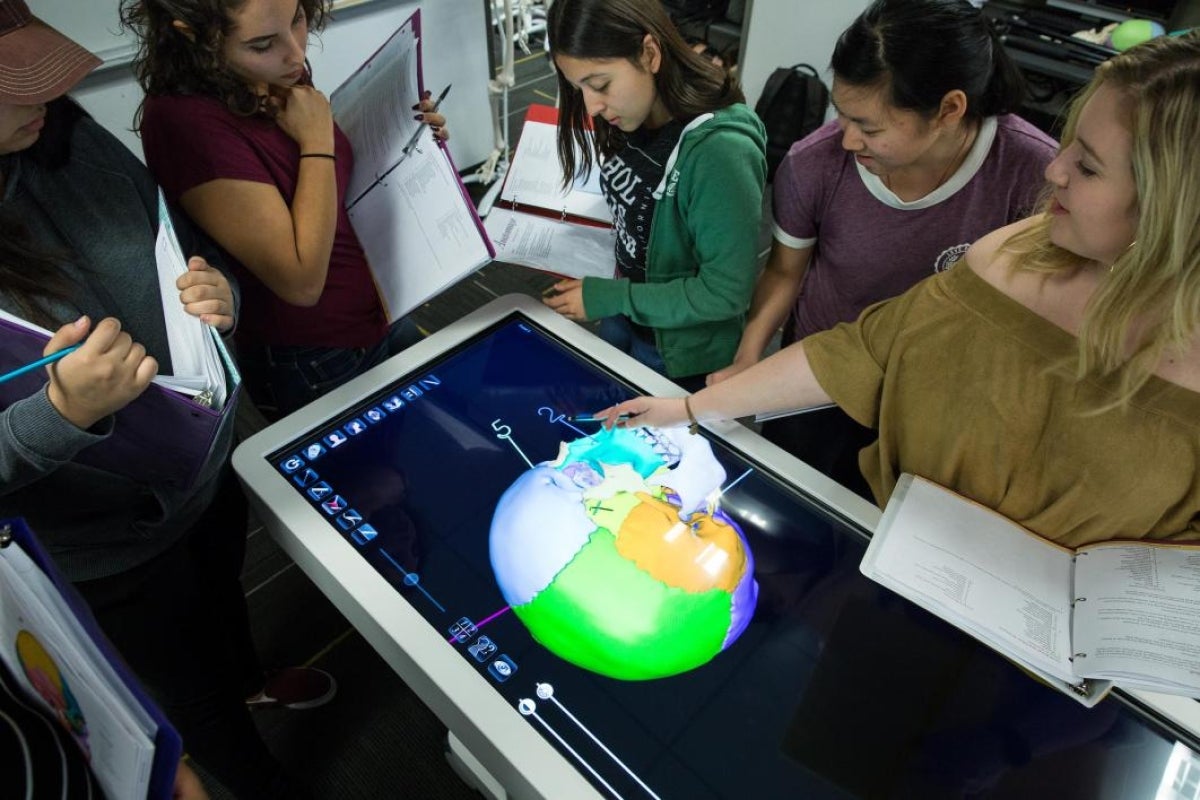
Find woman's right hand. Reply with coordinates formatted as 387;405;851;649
593;396;689;431
269;84;335;153
44;316;158;430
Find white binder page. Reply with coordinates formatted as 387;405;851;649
348;140;492;321
861;475;1078;684
331;16;421;206
500;119;613;224
154;191;228;408
0;545;156;800
484;207;615;279
1073;542;1200;695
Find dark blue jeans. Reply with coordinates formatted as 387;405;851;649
241;317;423;417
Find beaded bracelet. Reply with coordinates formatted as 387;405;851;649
299;153;336;160
684;395;699;435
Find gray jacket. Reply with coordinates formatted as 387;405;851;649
0;114;239;581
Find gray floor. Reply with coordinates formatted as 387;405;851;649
200;33;774;799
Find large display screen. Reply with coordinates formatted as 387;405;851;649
265;315;1187;799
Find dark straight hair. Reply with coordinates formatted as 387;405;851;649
547;0;744;186
831;0;1026;120
0;98;88;328
120;0;331;121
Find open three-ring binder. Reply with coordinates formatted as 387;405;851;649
0;518;182;799
860;474;1200;706
332;9;495;324
483;104;618;280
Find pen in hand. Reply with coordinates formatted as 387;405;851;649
568;413;632;424
0;343;83;385
403;83;452;155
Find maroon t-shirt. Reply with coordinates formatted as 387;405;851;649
141;93;388;349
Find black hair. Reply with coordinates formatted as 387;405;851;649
120;0;332;121
831;0;1026;120
547;0;743;185
0;98;88;328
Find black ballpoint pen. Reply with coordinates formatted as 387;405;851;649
401;83;452;155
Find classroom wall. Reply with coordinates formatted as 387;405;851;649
739;0;870;111
29;0;495;170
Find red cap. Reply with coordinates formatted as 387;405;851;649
0;0;100;105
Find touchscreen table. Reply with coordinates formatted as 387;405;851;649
234;295;1200;800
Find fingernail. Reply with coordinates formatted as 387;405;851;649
74;315;88;328
411;102;421;110
414;114;424;121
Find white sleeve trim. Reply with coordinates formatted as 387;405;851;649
772;222;816;250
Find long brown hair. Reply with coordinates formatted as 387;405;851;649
120;0;331;119
0;98;87;328
547;0;743;186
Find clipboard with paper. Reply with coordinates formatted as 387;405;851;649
0;517;183;800
0;192;240;490
332;9;495;323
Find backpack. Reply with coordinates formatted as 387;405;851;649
754;64;830;182
661;0;731;22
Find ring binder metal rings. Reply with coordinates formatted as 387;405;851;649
560;207;568;222
1069;680;1091;697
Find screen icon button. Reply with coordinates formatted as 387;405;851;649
468;636;498;662
304;442;326;461
321;495;347;515
488;655;517;683
336;509;362;530
365;407;386;424
280;455;304;473
345;419;367;436
350;524;377;545
292;468;319;488
448;618;477;643
307;482;332;501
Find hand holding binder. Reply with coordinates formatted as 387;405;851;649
0;191;241;490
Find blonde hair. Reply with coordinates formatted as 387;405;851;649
1002;32;1200;407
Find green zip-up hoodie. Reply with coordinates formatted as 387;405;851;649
582;103;766;378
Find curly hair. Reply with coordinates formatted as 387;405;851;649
1002;31;1200;408
547;0;744;187
120;0;331;119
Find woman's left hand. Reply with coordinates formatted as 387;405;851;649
543;279;588;321
177;257;235;332
417;91;450;142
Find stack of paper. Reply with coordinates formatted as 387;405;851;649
153;190;234;409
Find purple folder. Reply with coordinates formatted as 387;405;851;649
1;517;183;799
0;316;237;491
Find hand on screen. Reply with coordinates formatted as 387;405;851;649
594;397;687;430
